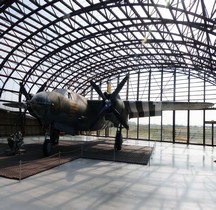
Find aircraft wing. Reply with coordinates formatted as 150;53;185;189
124;101;214;119
154;101;214;111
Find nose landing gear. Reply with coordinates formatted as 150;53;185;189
43;129;60;156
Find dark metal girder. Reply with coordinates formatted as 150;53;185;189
23;24;215;92
30;35;215;93
1;0;216;99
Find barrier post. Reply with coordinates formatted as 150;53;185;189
58;151;61;165
19;160;22;182
81;143;83;157
148;151;151;166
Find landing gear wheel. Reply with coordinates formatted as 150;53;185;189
50;129;59;145
115;130;122;151
43;139;52;156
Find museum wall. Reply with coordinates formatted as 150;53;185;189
0;108;43;137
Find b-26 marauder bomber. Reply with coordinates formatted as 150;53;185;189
4;75;214;156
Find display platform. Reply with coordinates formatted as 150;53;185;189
0;139;153;180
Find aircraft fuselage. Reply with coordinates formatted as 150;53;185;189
30;89;114;133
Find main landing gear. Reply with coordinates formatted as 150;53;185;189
114;127;123;151
43;129;60;156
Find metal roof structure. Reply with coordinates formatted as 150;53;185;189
0;0;216;103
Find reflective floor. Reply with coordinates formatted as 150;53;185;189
0;136;216;210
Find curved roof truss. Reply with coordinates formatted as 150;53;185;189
0;0;216;101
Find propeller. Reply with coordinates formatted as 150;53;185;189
3;82;47;113
36;82;47;94
19;82;47;101
90;74;129;130
19;82;47;124
19;82;31;101
90;81;106;101
3;82;47;132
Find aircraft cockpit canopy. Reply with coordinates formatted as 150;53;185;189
53;89;73;99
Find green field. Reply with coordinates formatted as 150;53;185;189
101;123;215;145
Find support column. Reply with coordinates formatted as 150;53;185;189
172;69;176;143
160;69;163;142
203;73;206;145
137;71;140;140
148;69;151;141
187;72;190;145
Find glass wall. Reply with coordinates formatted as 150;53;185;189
89;70;216;146
162;111;173;142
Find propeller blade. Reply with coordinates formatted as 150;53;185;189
20;82;31;100
19;82;44;125
37;82;47;93
113;108;129;130
3;101;27;109
90;106;107;129
111;74;129;99
90;81;106;101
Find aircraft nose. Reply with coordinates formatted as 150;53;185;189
30;92;51;118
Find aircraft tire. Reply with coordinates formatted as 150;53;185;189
43;139;52;156
50;129;59;145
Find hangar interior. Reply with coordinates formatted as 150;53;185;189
1;0;216;146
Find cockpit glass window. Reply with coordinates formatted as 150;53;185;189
68;92;72;99
53;89;68;96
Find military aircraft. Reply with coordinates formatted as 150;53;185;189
3;74;214;156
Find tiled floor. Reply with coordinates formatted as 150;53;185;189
0;136;216;210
